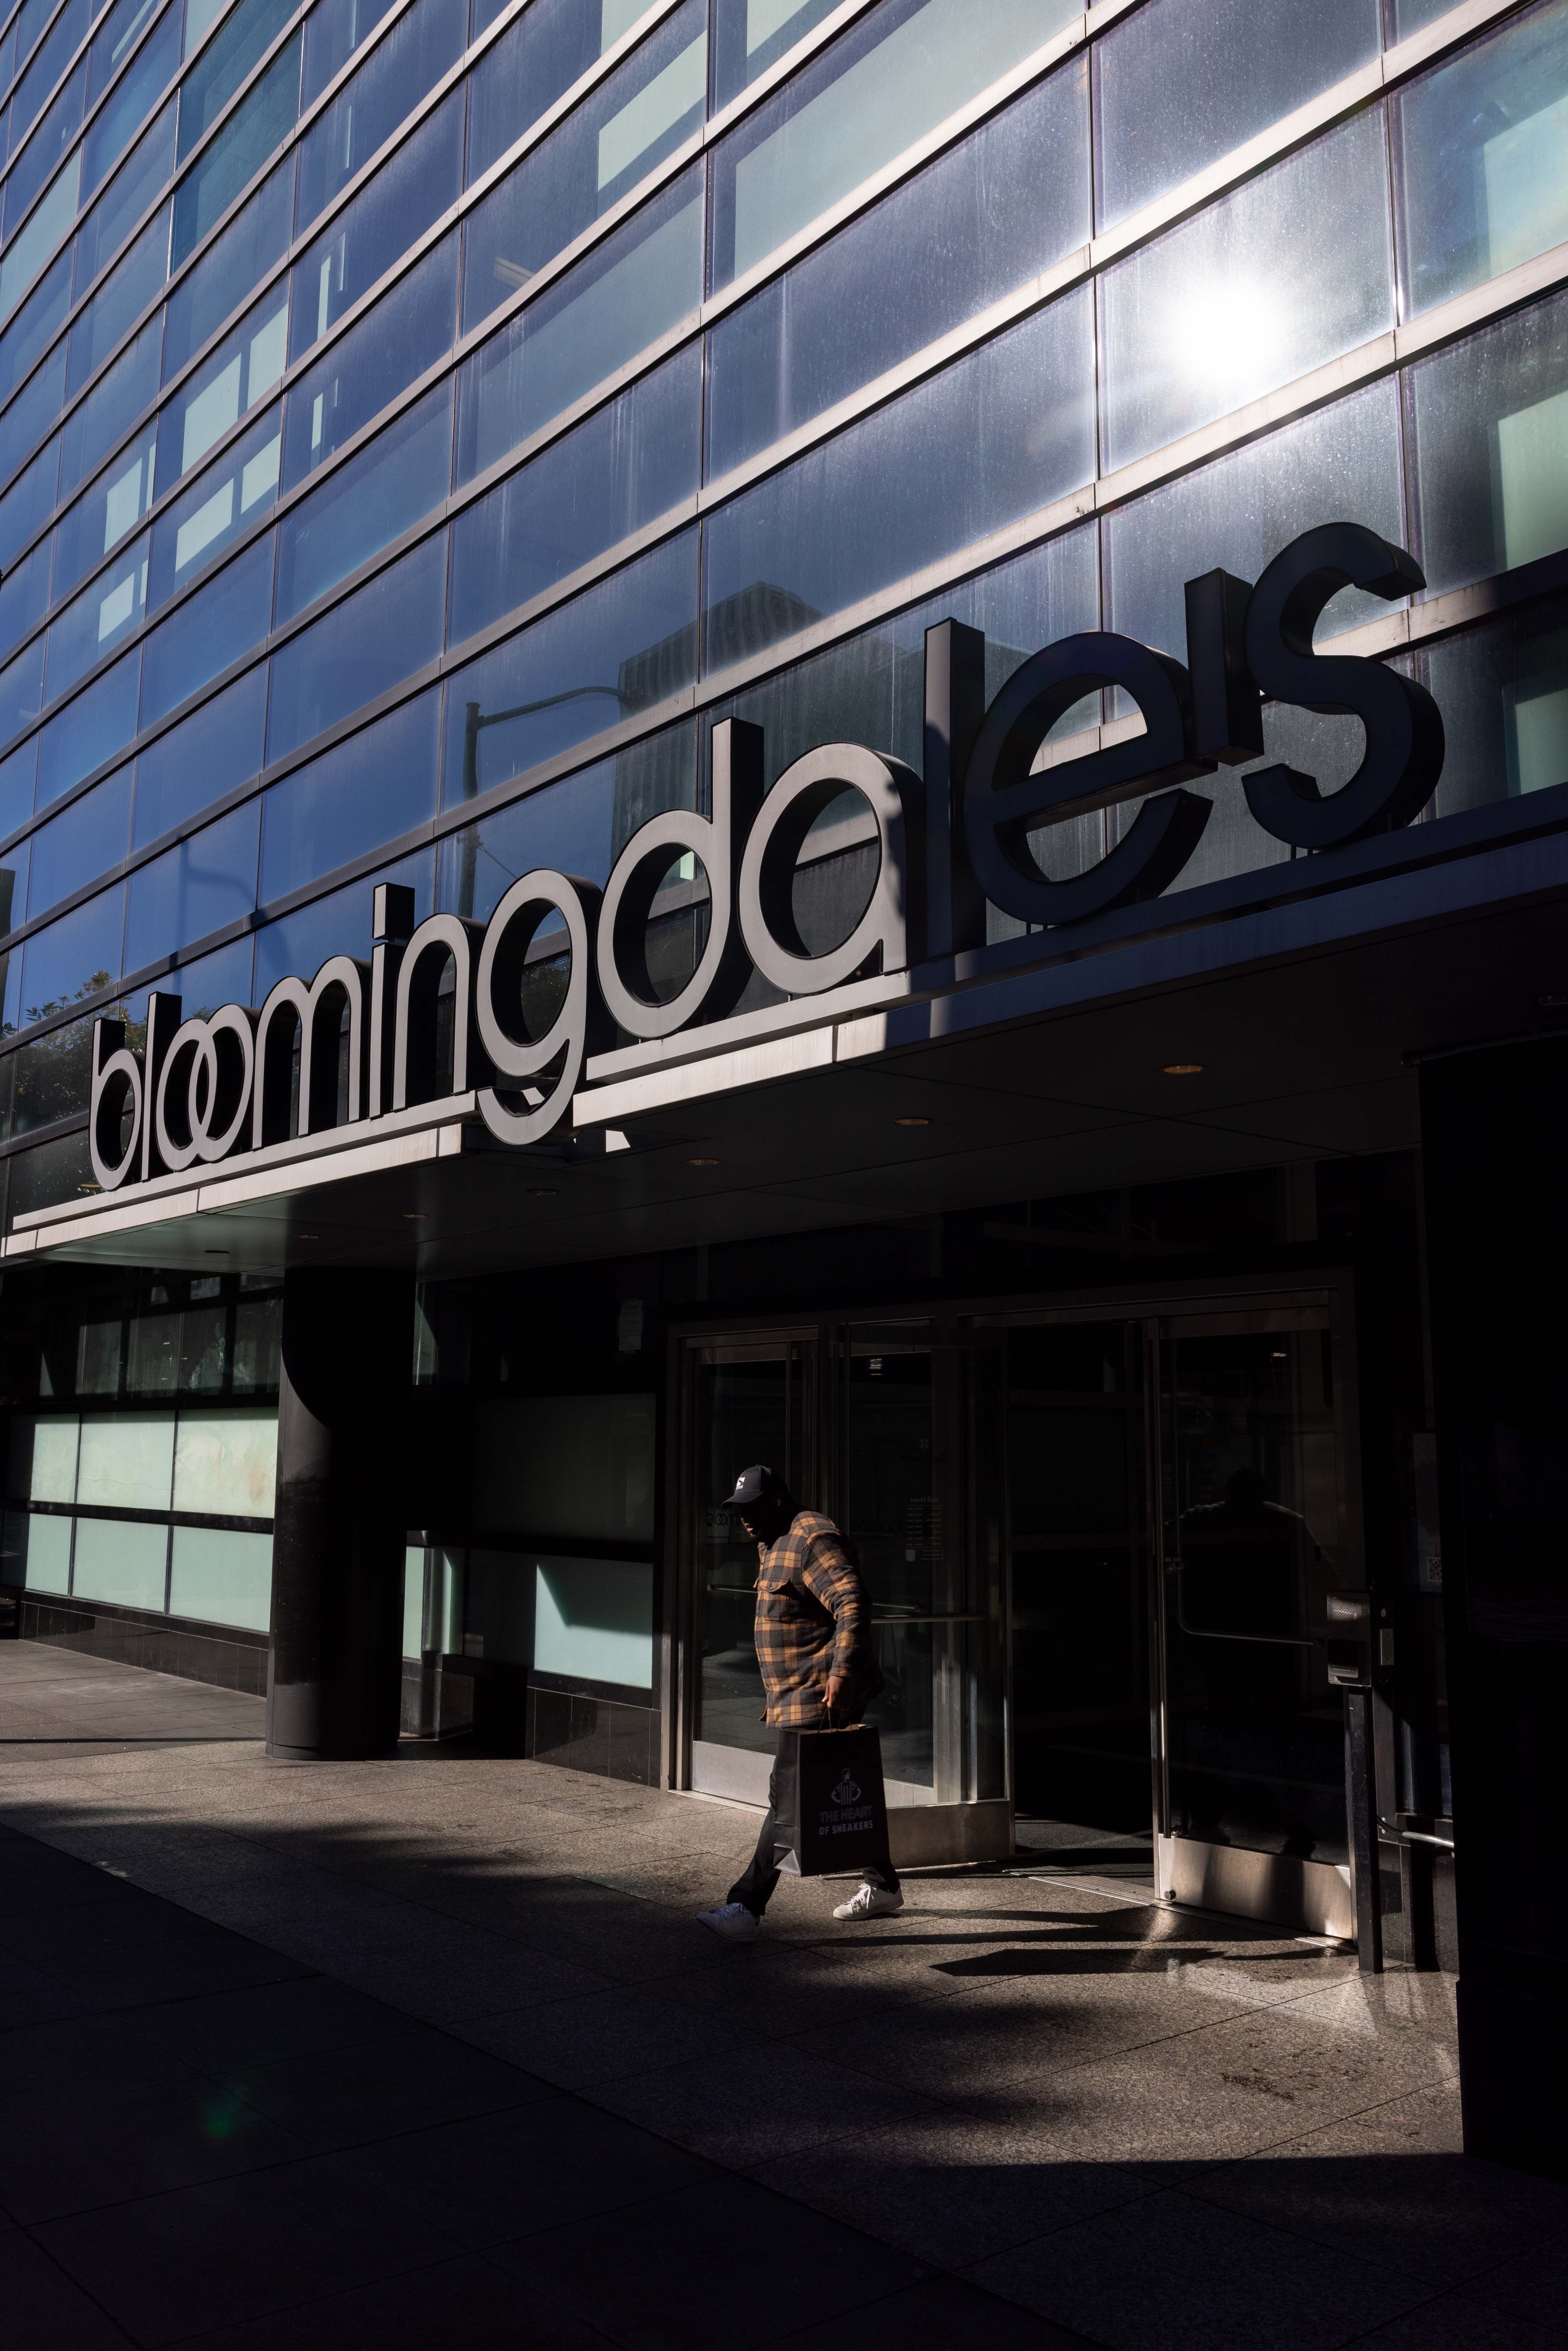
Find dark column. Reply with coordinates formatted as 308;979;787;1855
267;1267;412;1760
1421;1038;1568;2181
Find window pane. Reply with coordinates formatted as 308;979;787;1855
436;731;692;916
460;0;705;336
296;0;466;231
1395;0;1568;321
0;829;29;923
0;540;48;668
77;1408;175;1505
252;840;430;993
707;58;1088;481
159;281;287;487
466;0;624;188
27;762;131;916
52;424;156;601
704;291;1094;674
73;93;176;292
450;342;698;646
46;526;148;694
3;1510;71;1591
131;663;265;845
18;882;125;1020
168;1523;272;1626
0;150;82;330
61;315;160;502
83;0;180;200
302;0;399;107
172;1403;276;1512
123;793;258;966
161;147;291;375
440;525;698;807
0;634;45;748
1411;292;1568;597
6;1001;109;1132
454;163;701;481
138;526;273;724
35;646;137;802
0;430;56;566
65;204;167;397
283;228;456;484
1423;595;1568;816
9;1411;80;1500
167;928;253;1011
290;87;461;359
259;686;438;901
709;0;1075;292
711;0;841;109
266;527;447;760
178;0;294;160
6;60;87;241
8;0;89;155
147;397;280;607
90;0;162;106
1;335;66;484
1100;109;1393;474
171;29;299;269
73;1513;168;1604
277;381;450;624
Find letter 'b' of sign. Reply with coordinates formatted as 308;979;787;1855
963;632;1214;927
1242;522;1444;847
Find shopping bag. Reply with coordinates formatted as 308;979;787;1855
770;1723;888;1877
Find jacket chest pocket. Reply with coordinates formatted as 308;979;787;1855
755;1574;797;1625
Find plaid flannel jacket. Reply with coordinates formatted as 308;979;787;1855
753;1511;879;1729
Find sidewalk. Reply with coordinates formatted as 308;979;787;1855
0;1642;1559;2351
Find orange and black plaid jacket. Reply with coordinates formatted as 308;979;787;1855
753;1510;882;1729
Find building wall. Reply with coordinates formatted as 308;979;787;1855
0;0;1560;1219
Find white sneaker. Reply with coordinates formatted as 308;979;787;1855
698;1901;759;1943
833;1883;904;1921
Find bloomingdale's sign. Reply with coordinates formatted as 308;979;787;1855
89;522;1444;1195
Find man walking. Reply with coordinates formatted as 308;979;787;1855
698;1464;902;1943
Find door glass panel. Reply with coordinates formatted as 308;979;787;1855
846;1333;934;1797
1161;1314;1350;1865
693;1345;806;1757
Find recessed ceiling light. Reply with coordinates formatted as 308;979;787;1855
894;1116;929;1127
1163;1063;1203;1076
688;1156;719;1166
526;1186;558;1197
403;1212;425;1220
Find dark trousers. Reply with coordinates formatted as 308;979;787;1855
726;1729;900;1916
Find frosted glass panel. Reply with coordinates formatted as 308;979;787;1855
10;1414;79;1502
1510;680;1568;793
1499;388;1568;571
172;1410;278;1517
2;1510;71;1591
534;1555;654;1688
168;1525;272;1628
472;1394;655;1539
72;1515;167;1607
76;1413;176;1509
403;1543;425;1659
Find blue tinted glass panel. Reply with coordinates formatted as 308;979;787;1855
296;0;466;231
703;292;1095;673
148;398;278;608
276;379;450;622
455;165;700;484
171;31;299;268
0;632;45;746
138;526;273;724
89;0;160;105
45;528;147;695
123;793;257;966
450;342;697;646
267;527;446;761
0;244;69;401
252;841;430;994
59;313;159;497
5;60;85;240
65;201;167;397
0;332;65;481
158;281;286;486
290;88;461;359
460;0;705;335
73;93;176;293
440;526;697;808
52;426;156;598
36;646;138;802
0;833;29;929
132;663;266;845
161;147;291;374
711;0;841;109
27;762;131;914
0;535;49;658
167;927;254;1013
1424;597;1568;815
465;0;610;187
0;733;38;829
18;882;125;1020
706;59;1089;481
178;0;294;160
1394;0;1568;320
82;0;179;198
8;0;88;152
708;0;1075;291
301;0;396;109
0;149;80;331
0;429;57;565
282;229;455;484
259;685;438;899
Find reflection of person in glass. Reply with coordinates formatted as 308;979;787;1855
698;1464;899;1944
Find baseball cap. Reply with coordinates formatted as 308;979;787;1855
723;1464;791;1512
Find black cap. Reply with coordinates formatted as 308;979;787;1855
723;1464;790;1513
